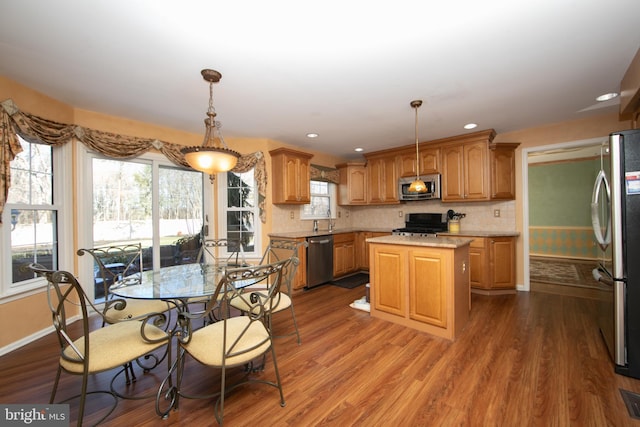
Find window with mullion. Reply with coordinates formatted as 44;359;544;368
220;170;259;257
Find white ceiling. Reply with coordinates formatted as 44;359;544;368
1;1;639;160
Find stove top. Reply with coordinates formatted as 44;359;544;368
392;212;448;236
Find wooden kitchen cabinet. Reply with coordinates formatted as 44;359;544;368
397;146;440;177
490;143;519;199
468;236;516;292
365;154;399;204
370;241;470;340
441;140;489;201
269;237;308;290
336;162;367;205
269;148;313;204
333;232;357;278
356;231;391;270
440;130;519;202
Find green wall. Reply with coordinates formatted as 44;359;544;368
528;158;600;227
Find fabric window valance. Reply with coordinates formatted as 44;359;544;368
309;163;339;184
0;99;266;223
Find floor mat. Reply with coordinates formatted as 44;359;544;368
530;257;607;290
331;273;369;289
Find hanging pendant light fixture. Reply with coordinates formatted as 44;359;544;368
408;99;427;193
181;69;240;177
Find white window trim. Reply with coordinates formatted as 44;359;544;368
76;143;212;300
299;181;337;221
0;141;73;301
216;171;261;260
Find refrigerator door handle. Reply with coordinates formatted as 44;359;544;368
591;169;611;248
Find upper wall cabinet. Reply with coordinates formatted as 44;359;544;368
396;146;440;177
336;162;367;205
336;129;518;205
440;130;519;202
364;153;400;204
489;142;520;200
269;148;314;204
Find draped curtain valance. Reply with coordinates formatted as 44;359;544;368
309;163;339;184
0;99;266;223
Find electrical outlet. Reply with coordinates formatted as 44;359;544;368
398;210;403;218
494;209;500;218
346;211;350;218
289;211;294;219
338;211;342;218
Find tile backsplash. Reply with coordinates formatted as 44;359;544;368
272;200;516;233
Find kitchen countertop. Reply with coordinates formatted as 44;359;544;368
269;228;391;239
366;234;474;249
438;230;520;238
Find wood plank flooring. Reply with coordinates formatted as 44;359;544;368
2;285;640;426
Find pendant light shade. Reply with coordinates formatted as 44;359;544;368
408;99;427;193
181;69;240;176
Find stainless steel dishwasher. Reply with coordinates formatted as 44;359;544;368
306;235;333;288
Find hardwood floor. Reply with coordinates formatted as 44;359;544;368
2;285;640;426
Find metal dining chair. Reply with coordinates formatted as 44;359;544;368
156;259;291;425
196;238;247;267
230;239;307;344
29;263;170;427
77;243;171;324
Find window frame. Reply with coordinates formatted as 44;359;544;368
216;169;261;260
76;143;212;300
300;180;337;221
0;138;73;301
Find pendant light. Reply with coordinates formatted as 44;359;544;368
181;69;240;178
408;99;427;193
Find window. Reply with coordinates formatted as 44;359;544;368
300;180;337;220
1;135;72;297
78;148;208;301
218;170;260;258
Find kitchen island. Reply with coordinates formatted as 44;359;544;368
367;235;473;341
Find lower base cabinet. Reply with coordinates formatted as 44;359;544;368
333;232;357;278
356;231;391;270
271;237;308;290
469;236;515;292
369;242;470;341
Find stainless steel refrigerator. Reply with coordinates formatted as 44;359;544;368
591;128;640;379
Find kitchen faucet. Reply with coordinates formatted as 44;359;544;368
327;209;334;232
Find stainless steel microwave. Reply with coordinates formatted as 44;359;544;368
398;174;441;201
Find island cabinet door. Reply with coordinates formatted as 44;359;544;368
372;246;405;316
408;249;447;328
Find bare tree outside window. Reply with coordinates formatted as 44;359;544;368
7;137;57;283
226;170;255;253
91;158;203;300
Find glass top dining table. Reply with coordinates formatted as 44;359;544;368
109;263;236;301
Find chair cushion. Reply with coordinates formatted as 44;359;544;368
229;292;291;315
104;299;170;323
60;321;168;374
183;317;271;367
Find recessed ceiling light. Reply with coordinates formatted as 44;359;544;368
354;147;364;152
596;92;619;102
464;123;478;130
306;133;319;138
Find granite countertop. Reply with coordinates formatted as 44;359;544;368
366;234;474;249
268;228;391;239
438;230;520;237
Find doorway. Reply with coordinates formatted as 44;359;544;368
523;137;607;297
